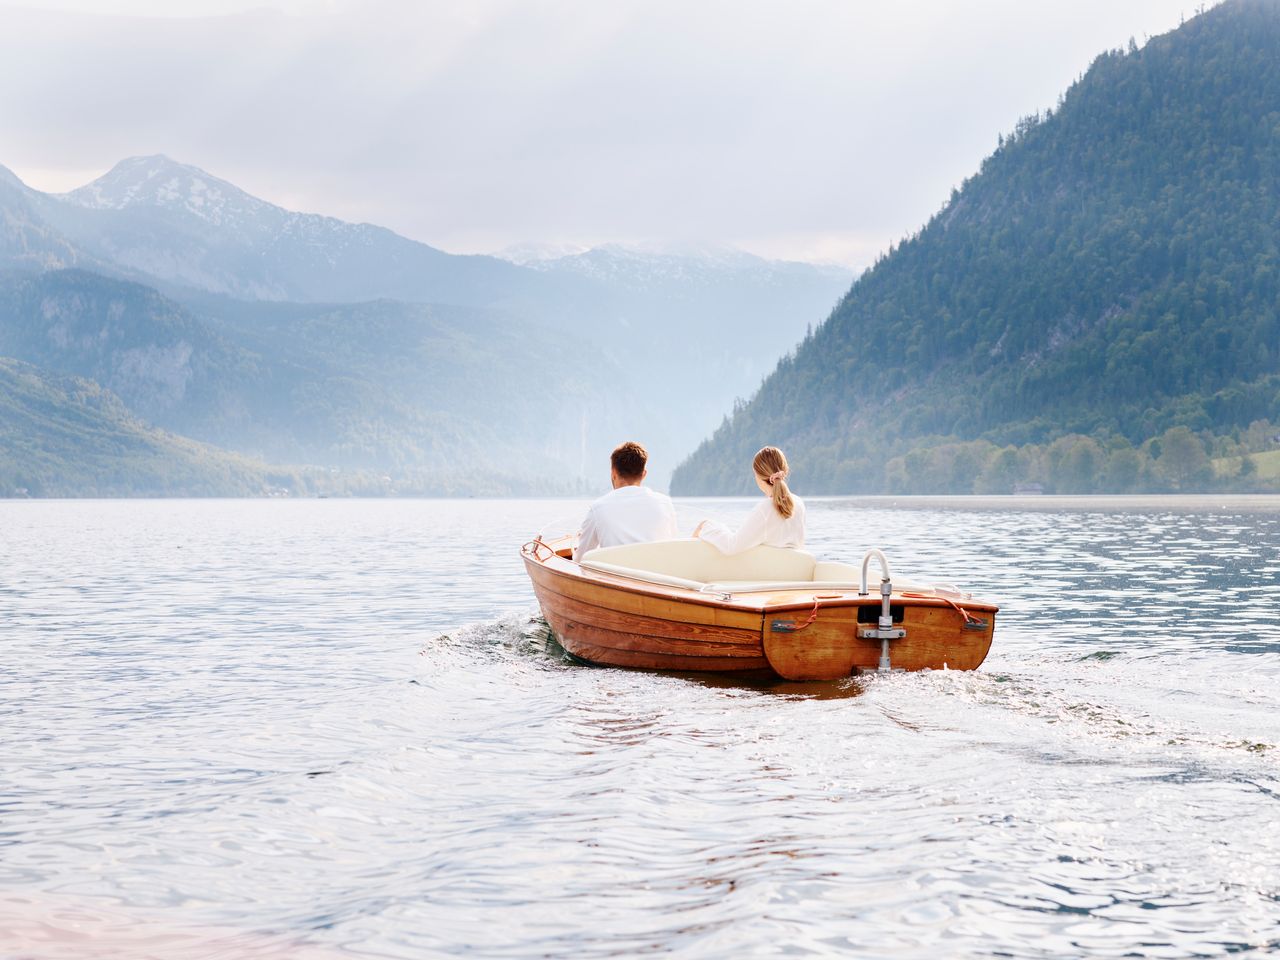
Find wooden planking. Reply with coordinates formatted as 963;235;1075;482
890;605;995;671
555;634;771;673
763;605;862;680
546;614;762;660
525;557;763;630
524;554;766;672
539;588;762;651
763;602;996;679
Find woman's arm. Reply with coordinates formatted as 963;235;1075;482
696;500;772;556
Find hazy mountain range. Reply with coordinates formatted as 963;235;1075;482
0;156;850;495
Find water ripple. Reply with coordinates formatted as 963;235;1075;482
2;498;1279;957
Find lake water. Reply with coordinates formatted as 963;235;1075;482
2;496;1279;959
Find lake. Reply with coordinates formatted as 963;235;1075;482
2;496;1279;958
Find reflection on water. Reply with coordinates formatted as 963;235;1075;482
1;497;1278;958
684;670;868;700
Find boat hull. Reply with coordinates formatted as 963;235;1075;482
522;544;997;680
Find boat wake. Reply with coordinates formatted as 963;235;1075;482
871;648;1280;771
419;611;572;668
421;612;1279;773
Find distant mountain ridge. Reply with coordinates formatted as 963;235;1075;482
505;243;852;412
0;268;625;491
673;0;1280;495
513;242;850;289
0;157;850;493
15;155;850;324
21;154;547;307
0;163;93;273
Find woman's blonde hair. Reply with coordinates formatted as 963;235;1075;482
753;446;795;519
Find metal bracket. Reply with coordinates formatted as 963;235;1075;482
858;626;906;640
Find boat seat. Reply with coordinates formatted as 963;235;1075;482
577;541;968;598
704;579;862;591
814;560;862;580
581;539;816;585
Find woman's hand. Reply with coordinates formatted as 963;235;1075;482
692;520;706;538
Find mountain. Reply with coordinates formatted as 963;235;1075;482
673;0;1280;496
0;163;93;273
27;155;571;310
189;292;634;484
501;243;852;472
0;269;620;493
0;268;284;445
515;242;848;291
0;159;851;492
0;356;299;497
5;158;855;483
514;243;849;342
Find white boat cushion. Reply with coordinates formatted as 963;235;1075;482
578;540;967;598
573;559;710;592
581;538;816;584
813;560;861;581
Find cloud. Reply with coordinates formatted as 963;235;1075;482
0;0;1191;266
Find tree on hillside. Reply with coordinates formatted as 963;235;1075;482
1102;444;1146;492
1155;426;1213;489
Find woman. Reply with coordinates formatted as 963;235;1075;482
693;446;805;555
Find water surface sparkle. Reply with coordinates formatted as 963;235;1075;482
2;497;1279;958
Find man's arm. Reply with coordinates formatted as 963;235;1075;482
573;507;599;561
661;497;678;540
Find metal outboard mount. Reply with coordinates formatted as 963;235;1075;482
858;548;906;672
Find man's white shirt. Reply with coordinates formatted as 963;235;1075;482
574;485;678;560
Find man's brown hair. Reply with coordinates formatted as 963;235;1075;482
611;441;648;480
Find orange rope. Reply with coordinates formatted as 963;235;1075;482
796;596;822;629
786;594;845;631
525;538;564;561
902;592;982;625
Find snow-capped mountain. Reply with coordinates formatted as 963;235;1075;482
497;241;851;362
61;155;405;260
495;240;592;265
512;242;851;298
64;155;270;225
27;155;550;306
10;156;852;339
1;154;857;490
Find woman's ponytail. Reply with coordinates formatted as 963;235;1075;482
753;446;794;519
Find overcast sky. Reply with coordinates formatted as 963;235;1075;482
0;0;1196;268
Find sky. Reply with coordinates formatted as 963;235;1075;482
0;0;1197;269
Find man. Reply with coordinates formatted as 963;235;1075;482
573;441;678;560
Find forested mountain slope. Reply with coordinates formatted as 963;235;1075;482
0;269;618;493
673;0;1280;495
0;357;296;497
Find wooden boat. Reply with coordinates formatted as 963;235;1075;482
521;536;998;680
